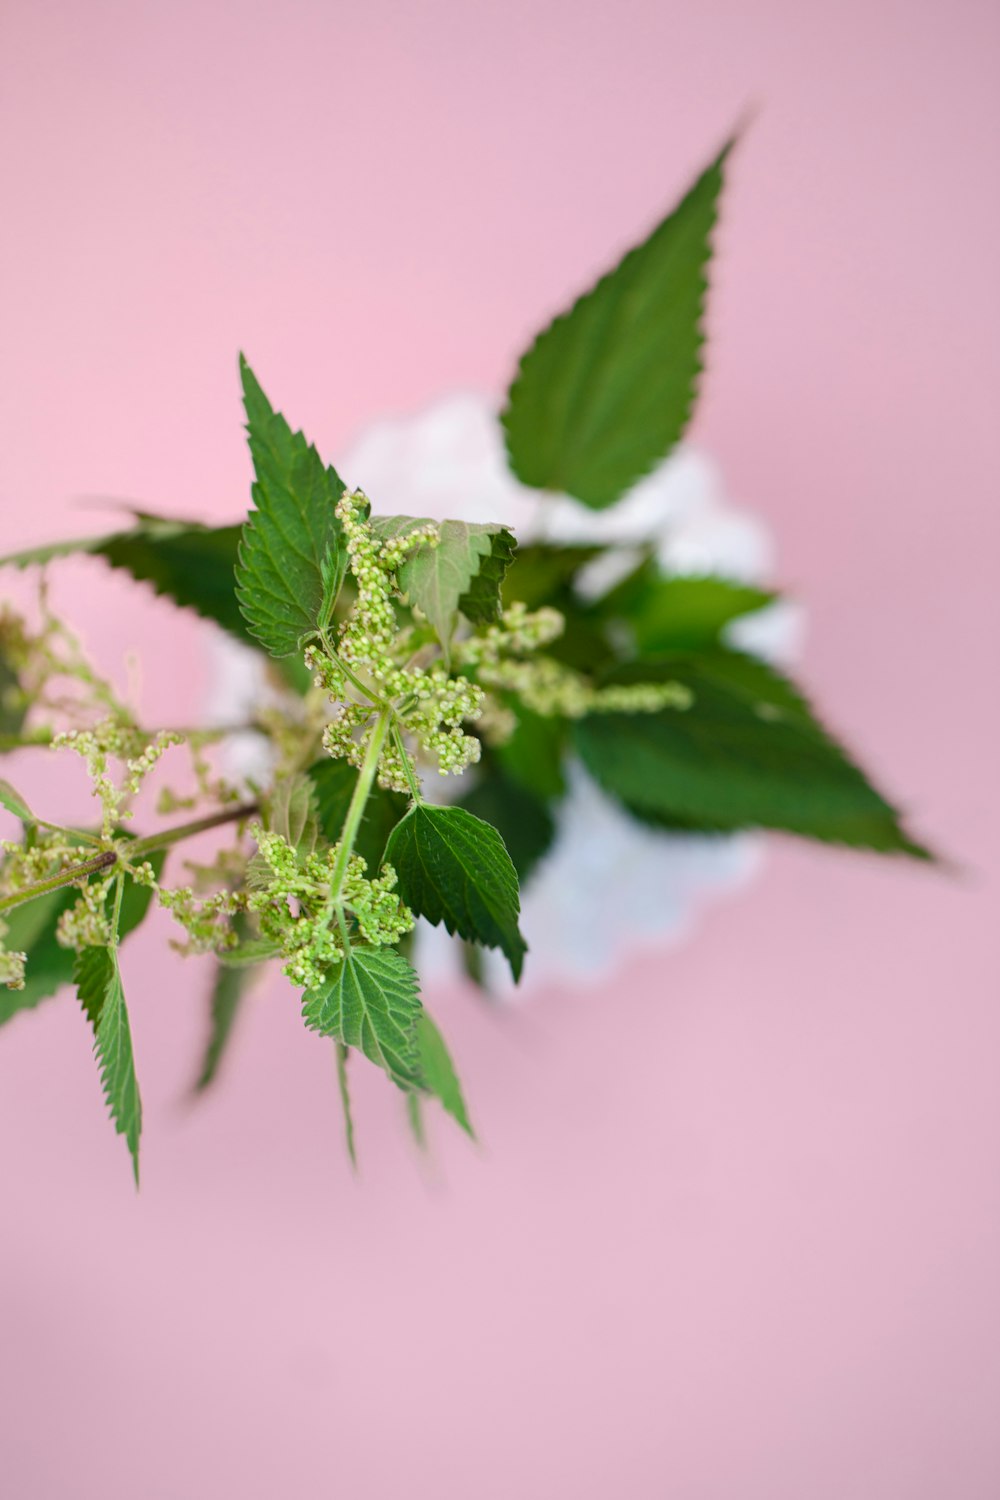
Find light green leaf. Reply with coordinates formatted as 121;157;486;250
0;779;35;824
268;773;320;858
385;804;526;980
74;944;142;1184
301;944;423;1090
375;517;514;653
502;142;730;509
573;649;931;856
0;854;163;1027
216;936;281;968
417;1011;474;1137
234;356;348;658
0;516;250;643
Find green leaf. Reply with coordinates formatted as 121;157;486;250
456;772;556;883
375;517;514;654
0;517;251;644
234;355;348;658
216;936;281;968
457;527;517;626
307;758;407;874
268;773;320;858
0;854;163;1027
417;1011;474;1137
502;142;730;509
502;543;603;610
595;565;776;653
0;779;35;824
301;944;423;1090
192;912;259;1093
74;944;142;1183
0;645;26;735
334;1043;358;1169
494;710;568;801
385;804;527;980
573;649;930;856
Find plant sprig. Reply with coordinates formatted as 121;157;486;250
0;138;930;1182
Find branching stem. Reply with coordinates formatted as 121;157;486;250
0;849;117;914
327;705;393;902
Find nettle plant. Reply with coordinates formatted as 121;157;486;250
0;143;928;1181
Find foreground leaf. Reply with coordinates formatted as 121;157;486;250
0;856;163;1027
74;945;142;1183
385;804;527;980
457;771;557;883
417;1011;474;1137
234;356;347;657
573;650;930;855
502;142;730;509
302;945;423;1090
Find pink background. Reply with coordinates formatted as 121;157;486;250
1;3;998;1496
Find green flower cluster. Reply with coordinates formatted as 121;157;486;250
247;824;413;990
457;599;691;721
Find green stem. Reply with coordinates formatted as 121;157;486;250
391;723;423;804
327;706;393;901
0;849;117;914
128;802;260;861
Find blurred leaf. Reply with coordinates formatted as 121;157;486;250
503;142;730;508
574;650;931;856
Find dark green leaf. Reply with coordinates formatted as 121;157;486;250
74;944;142;1183
502;543;603;610
191;911;260;1093
0;645;26;735
573;650;930;856
456;771;556;883
385;804;527;980
0;853;163;1027
457;528;517;625
494;710;567;800
0;517;251;644
417;1011;474;1137
302;944;423;1090
234;356;348;657
502;143;730;509
595;566;776;653
307;758;407;874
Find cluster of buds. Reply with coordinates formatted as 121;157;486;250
457;600;692;722
246;824;413;990
53;719;183;837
